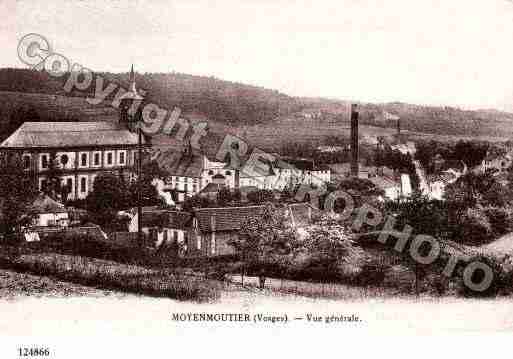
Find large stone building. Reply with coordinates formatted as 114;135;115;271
159;147;331;202
0;66;146;200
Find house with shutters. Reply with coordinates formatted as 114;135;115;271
30;194;70;227
156;146;332;202
0;66;147;200
187;203;318;257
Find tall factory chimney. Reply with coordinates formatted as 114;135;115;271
350;103;359;177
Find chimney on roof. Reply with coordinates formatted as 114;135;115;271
350;104;359;177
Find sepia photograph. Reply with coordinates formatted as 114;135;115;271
1;0;513;357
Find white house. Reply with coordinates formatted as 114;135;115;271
426;171;459;200
30;194;69;227
159;146;331;202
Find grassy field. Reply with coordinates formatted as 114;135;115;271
0;269;121;298
0;249;219;302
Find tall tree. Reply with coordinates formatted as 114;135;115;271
0;155;38;238
246;189;274;204
127;176;164;208
229;204;295;287
86;173;129;213
43;152;63;200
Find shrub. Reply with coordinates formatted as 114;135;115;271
0;250;218;302
458;254;513;298
420;273;455;296
353;262;390;286
484;207;512;237
455;208;494;245
247;189;274;204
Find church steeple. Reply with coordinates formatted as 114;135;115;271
129;64;137;94
119;64;144;130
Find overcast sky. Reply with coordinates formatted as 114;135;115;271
2;0;513;111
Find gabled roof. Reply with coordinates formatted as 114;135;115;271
154;149;203;178
199;182;226;194
193;203;319;233
194;205;265;232
240;157;276;178
0;122;141;148
139;208;192;229
278;157;315;171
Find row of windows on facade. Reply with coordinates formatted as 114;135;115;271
169;170;233;183
40;176;89;194
24;150;134;170
148;228;182;241
168;169;328;184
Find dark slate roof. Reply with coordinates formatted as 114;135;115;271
278;157;315;171
199;183;225;194
0;122;141;148
194;205;265;232
275;156;328;172
153;149;204;178
149;113;227;164
140;209;192;230
240;157;277;178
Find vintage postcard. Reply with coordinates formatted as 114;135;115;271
1;0;513;357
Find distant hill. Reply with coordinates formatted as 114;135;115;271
0;67;302;124
2;68;513;145
296;98;513;139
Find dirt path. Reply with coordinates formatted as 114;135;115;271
228;274;398;299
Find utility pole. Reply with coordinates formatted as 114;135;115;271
137;124;143;247
350;104;359;177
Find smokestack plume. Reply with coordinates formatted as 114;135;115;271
350;103;359;177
